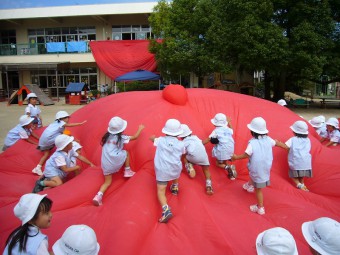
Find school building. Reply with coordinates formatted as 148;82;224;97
0;1;254;99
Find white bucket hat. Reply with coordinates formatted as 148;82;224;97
308;117;323;128
19;115;35;127
256;227;298;255
55;134;74;151
247;117;268;134
25;92;37;100
302;217;340;255
277;99;287;106
107;116;127;134
318;115;326;123
325;117;339;129
14;193;47;225
72;141;82;152
211;113;227;127
162;119;183;136
178;124;192;138
53;224;100;255
56;111;70;120
290;120;308;135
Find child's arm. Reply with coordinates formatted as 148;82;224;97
320;137;326;143
60;165;81;173
25;137;38;145
275;140;289;150
65;120;87;127
231;153;249;161
325;141;336;147
30;131;40;140
76;154;95;167
150;135;156;142
130;124;145;141
202;138;210;145
227;116;233;129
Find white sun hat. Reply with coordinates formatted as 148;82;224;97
178;124;192;138
53;224;100;255
256;227;298;255
302;217;340;255
318;115;326;123
55;134;74;151
55;111;70;120
277;99;287;106
308;117;323;128
19;115;35;127
14;193;47;225
211;113;228;127
107;116;127;134
325;117;339;129
162;119;183;136
25;92;37;100
247;117;268;134
290;120;308;135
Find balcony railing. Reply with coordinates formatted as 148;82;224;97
0;41;91;56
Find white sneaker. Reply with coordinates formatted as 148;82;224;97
250;204;265;215
243;182;254;193
93;194;103;206
32;166;43;176
185;163;196;178
124;169;136;178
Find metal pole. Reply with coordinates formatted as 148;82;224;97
6;71;9;99
56;69;59;102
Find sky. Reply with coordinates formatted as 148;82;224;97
0;0;156;9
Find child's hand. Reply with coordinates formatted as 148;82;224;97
90;163;96;167
227;116;232;123
150;135;156;142
80;120;87;125
231;154;236;161
139;124;145;130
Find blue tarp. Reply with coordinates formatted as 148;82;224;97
65;82;86;92
67;41;87;52
46;42;65;53
115;69;160;81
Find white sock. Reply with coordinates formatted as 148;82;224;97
97;191;103;196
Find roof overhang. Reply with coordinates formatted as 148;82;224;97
0;62;70;71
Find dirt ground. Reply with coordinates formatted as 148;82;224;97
0;97;339;151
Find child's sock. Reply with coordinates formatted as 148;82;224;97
39;180;45;186
97;191;103;196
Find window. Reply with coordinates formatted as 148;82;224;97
111;25;152;40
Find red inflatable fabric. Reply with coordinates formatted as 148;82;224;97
0;87;340;255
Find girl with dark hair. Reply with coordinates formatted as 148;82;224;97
93;116;144;206
3;193;53;255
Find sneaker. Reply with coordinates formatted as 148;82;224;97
32;179;44;193
297;183;309;191
93;194;103;206
170;184;179;195
185;163;196;178
206;180;214;195
159;206;173;223
242;182;254;193
124;169;136;178
225;165;237;180
32;166;43;176
250;204;265;215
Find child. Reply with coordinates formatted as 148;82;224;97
203;113;237;180
25;92;43;128
63;129;95;175
320;117;340;147
32;134;81;193
232;117;277;215
150;119;185;223
277;99;287;107
309;116;327;138
52;224;100;255
3;115;39;151
178;124;214;195
276;120;312;191
302;217;340;254
92;117;144;206
3;193;53;255
32;111;86;176
256;227;298;255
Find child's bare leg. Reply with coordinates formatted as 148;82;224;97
292;177;300;186
157;183;167;207
202;165;211;180
203;166;213;195
99;174;112;194
123;152;135;177
216;160;226;168
43;176;63;188
38;150;50;166
125;152;130;167
255;188;264;208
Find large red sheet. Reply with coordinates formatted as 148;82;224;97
0;87;340;254
90;40;158;80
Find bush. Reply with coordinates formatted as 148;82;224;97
116;81;160;92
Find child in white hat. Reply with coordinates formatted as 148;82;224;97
32;134;81;193
203;113;237;180
276;120;312;191
3;115;40;151
309;116;327;138
320;117;340;147
32;110;87;176
150;119;186;223
3;193;53;255
232;117;278;215
92;116;144;206
179;124;213;195
25;92;43;128
277;99;287;107
256;227;298;255
53;224;100;255
302;217;340;255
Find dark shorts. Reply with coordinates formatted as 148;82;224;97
252;180;270;188
37;145;54;151
156;180;168;185
289;169;312;178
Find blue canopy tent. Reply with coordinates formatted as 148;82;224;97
114;69;160;92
